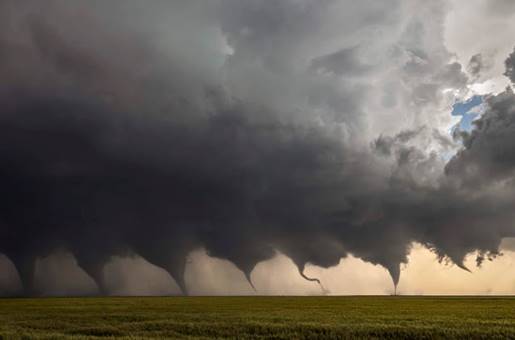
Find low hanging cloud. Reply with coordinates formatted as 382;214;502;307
1;0;515;296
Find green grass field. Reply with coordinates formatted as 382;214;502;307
1;296;515;339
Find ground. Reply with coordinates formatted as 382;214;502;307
0;296;515;339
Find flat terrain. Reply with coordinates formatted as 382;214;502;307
0;296;515;339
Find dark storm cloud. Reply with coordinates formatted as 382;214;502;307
467;54;484;78
434;62;468;89
446;88;515;185
448;48;515;185
1;0;515;296
310;47;372;77
505;48;515;84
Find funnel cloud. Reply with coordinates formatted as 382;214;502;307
1;0;515;295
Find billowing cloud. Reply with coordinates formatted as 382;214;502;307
1;0;515;296
505;48;515;84
445;0;515;94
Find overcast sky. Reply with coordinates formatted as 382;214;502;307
1;0;515;296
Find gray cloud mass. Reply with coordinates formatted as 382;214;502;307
505;48;515;84
1;0;515;295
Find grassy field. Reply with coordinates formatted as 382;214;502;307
0;296;515;339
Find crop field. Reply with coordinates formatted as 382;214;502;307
0;296;515;339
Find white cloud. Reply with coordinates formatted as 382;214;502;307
445;0;515;94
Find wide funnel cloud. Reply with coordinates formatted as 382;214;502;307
1;0;515;295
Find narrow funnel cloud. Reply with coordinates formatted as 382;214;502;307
386;264;401;293
1;0;515;296
244;272;257;292
299;269;321;285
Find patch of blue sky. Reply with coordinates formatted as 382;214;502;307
451;95;483;132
